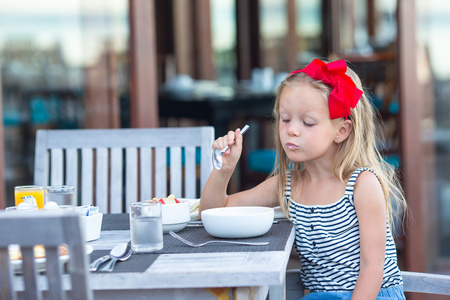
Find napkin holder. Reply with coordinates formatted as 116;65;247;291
81;213;103;242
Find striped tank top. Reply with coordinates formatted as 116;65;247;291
287;167;403;292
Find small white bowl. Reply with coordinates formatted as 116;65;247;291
161;200;190;233
201;206;274;238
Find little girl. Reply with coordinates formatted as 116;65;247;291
200;59;407;299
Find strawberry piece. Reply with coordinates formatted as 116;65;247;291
174;198;180;204
159;199;165;204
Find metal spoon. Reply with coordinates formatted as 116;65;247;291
99;242;131;272
212;124;250;170
89;254;110;272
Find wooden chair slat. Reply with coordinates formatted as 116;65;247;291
139;147;152;201
185;146;197;198
155;147;167;198
125;147;138;211
169;147;182;197
34;130;49;187
200;131;213;191
50;149;64;186
65;148;78;205
81;148;93;206
45;246;65;300
110;148;123;213
95;148;108;212
0;248;17;300
21;247;41;300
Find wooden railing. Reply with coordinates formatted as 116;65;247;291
285;269;450;299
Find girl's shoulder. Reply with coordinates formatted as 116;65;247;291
347;167;380;186
352;168;385;205
350;167;380;185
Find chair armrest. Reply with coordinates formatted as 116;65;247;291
402;271;450;295
286;269;450;296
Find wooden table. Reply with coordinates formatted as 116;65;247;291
87;214;295;300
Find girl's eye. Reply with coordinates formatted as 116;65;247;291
281;119;290;123
303;121;314;127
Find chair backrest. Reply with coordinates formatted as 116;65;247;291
34;127;215;213
0;210;93;300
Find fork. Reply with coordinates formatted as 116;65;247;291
169;231;270;247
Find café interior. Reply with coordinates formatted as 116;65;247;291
0;0;450;298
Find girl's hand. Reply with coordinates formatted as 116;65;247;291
212;128;244;171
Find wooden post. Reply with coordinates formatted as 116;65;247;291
193;0;214;80
398;0;426;285
173;0;195;77
83;44;120;129
286;0;298;70
236;0;260;80
0;68;5;208
129;0;159;128
106;42;120;129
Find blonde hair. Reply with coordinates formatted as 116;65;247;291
272;61;407;232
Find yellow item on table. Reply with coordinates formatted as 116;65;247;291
14;186;45;209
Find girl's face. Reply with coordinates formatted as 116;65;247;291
278;84;341;163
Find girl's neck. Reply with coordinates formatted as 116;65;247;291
293;165;348;206
301;160;336;182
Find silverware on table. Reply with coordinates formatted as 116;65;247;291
169;231;270;248
89;254;111;272
99;243;132;272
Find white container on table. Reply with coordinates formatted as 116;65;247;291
82;213;103;242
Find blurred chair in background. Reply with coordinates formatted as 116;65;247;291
33;127;214;213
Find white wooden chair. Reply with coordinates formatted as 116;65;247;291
33;127;215;213
0;210;93;300
285;269;450;299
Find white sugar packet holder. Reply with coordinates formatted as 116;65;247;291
77;205;103;242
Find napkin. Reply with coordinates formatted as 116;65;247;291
188;199;200;220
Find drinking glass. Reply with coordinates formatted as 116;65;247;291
45;185;75;206
14;186;45;209
129;201;163;252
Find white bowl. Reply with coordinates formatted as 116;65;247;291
201;206;274;238
161;200;190;233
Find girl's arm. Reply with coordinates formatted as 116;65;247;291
199;128;279;215
351;171;387;299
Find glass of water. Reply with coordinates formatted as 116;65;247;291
130;201;163;252
45;186;75;206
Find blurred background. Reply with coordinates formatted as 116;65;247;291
0;0;449;297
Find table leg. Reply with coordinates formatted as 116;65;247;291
269;273;286;300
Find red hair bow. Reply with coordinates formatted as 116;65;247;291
289;59;363;119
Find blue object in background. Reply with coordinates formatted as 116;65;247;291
388;100;399;114
383;154;401;169
247;149;276;173
30;97;50;124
